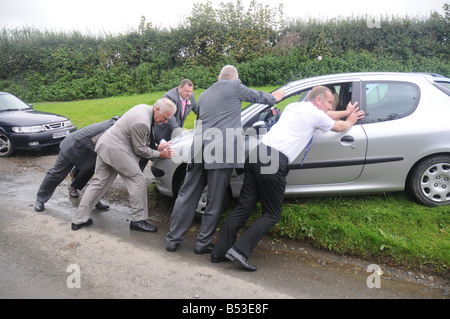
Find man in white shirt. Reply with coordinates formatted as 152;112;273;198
211;86;365;271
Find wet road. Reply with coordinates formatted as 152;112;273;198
0;149;448;299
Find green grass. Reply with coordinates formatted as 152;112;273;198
34;92;176;129
34;90;450;275
271;194;449;274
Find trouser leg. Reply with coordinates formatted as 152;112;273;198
72;157;117;225
166;163;207;246
234;153;288;258
36;153;73;203
119;171;148;221
196;168;233;251
212;164;258;257
71;168;94;190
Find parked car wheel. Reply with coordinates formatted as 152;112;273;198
409;155;450;207
0;131;14;157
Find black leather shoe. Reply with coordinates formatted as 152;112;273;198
34;200;45;212
95;201;110;210
194;244;214;255
71;218;93;231
166;243;180;252
130;220;157;233
225;247;257;271
211;254;231;263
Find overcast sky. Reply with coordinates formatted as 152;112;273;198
0;0;446;34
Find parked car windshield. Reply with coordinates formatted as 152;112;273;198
0;94;31;111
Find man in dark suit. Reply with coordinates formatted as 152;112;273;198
34;117;119;212
166;65;285;254
154;79;198;143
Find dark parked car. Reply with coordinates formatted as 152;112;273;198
0;92;77;157
152;72;450;208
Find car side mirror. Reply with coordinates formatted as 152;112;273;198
252;120;266;129
251;120;269;135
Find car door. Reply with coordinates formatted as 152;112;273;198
284;81;368;190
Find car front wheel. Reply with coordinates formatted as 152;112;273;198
409;155;450;207
0;132;14;157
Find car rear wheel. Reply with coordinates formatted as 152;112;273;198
409;155;450;207
0;132;14;157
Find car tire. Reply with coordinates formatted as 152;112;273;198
0;132;14;157
408;155;450;207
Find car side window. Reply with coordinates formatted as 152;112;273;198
361;81;420;123
279;82;354;112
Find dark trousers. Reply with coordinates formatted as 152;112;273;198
212;146;289;259
166;163;233;251
36;153;94;203
71;167;94;190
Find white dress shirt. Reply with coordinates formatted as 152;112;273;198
262;101;335;163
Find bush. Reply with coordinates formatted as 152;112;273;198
1;3;448;101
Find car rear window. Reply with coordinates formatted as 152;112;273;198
434;81;450;96
361;81;420;123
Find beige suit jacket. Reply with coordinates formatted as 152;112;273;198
95;104;160;176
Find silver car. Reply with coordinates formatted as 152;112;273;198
151;72;450;209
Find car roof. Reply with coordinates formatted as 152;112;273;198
284;72;449;88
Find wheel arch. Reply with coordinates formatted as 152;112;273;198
405;152;450;190
172;163;187;197
405;152;450;206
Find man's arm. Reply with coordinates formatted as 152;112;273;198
331;107;365;132
131;125;175;159
328;101;359;120
238;82;285;105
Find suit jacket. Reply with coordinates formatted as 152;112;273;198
95;104;159;177
59;117;118;171
154;86;198;143
192;79;277;170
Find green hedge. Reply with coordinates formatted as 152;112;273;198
2;51;449;102
1;2;448;102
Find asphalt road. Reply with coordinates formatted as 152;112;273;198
0;149;448;301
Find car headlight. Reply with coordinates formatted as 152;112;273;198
62;120;73;127
12;125;45;133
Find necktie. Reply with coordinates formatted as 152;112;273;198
181;99;186;119
300;136;313;166
149;115;156;150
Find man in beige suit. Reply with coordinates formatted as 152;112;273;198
71;98;176;232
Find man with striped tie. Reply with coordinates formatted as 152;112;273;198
212;86;365;271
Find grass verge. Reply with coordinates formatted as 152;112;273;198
270;193;449;275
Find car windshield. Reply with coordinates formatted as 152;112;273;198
241;83;294;116
0;94;32;111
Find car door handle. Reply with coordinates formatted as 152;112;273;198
340;135;355;145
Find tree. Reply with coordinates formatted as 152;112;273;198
185;0;284;65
